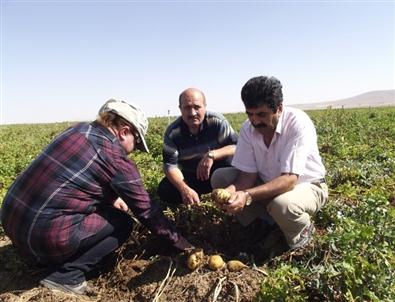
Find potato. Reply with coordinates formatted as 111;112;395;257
211;188;231;205
208;255;225;270
187;249;204;270
227;260;246;272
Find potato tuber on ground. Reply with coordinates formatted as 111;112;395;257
227;260;247;272
208;255;225;270
187;249;205;270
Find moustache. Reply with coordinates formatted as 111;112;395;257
252;123;267;129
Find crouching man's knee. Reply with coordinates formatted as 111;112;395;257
210;167;239;189
267;192;313;248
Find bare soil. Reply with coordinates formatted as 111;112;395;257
0;201;296;302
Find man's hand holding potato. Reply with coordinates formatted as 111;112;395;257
211;188;250;214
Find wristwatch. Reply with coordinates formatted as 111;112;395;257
244;191;252;206
207;151;215;160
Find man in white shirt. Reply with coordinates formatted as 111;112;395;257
211;76;328;258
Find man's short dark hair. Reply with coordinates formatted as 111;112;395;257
241;76;283;112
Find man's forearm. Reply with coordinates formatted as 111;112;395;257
247;174;298;203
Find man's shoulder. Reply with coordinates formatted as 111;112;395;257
62;122;88;133
206;111;226;119
284;106;309;118
240;118;252;129
164;117;184;138
79;122;114;142
238;119;254;137
205;111;229;127
283;106;313;123
166;116;182;129
282;106;315;132
167;116;182;125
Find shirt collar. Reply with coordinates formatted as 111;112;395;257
91;121;117;142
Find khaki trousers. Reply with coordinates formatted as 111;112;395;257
211;167;328;247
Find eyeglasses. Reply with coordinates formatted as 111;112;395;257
133;131;142;144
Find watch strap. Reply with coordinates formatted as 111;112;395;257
244;191;252;206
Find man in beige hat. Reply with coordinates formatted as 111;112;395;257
0;99;193;295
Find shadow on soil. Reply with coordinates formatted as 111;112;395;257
0;243;45;294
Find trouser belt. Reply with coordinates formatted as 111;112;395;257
312;178;326;188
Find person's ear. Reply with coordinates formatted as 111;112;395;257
277;103;283;113
118;126;129;141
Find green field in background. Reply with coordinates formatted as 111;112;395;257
1;107;394;301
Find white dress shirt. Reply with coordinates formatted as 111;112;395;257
232;106;325;184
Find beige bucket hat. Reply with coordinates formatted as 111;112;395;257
99;99;149;152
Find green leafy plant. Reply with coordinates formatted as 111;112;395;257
1;107;394;301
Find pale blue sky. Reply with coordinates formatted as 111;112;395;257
1;0;394;124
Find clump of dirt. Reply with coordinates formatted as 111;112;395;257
0;199;277;302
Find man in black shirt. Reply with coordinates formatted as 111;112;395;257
158;88;238;205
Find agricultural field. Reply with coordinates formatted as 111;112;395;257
0;107;394;301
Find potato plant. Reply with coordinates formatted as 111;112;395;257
0;107;394;301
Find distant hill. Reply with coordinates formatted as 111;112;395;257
291;90;395;110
